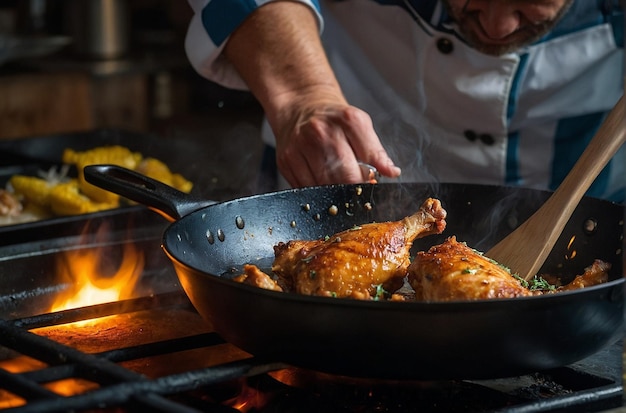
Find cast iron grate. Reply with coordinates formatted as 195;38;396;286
0;292;287;413
0;292;621;413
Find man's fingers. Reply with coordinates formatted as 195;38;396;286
342;108;401;179
279;152;318;188
368;150;402;179
276;103;402;187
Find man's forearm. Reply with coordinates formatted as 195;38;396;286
223;1;346;123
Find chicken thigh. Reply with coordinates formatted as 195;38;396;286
408;236;535;301
271;198;447;299
407;237;611;301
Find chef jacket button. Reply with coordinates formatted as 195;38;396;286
464;130;477;141
479;133;495;145
436;38;454;54
464;130;495;145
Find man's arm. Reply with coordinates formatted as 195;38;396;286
212;1;401;186
224;2;340;119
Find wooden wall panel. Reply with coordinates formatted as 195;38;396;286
0;72;149;140
0;73;93;139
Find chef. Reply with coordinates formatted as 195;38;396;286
185;0;624;202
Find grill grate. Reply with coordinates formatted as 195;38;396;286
0;293;622;413
0;292;287;413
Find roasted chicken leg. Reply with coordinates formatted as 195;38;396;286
408;236;610;301
408;236;534;301
271;198;447;299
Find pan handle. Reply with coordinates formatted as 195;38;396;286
83;164;216;221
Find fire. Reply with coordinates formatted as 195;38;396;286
0;223;149;407
0;356;98;408
227;380;273;412
50;228;145;315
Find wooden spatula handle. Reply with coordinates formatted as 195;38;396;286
486;94;625;280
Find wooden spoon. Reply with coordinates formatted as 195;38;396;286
486;94;626;281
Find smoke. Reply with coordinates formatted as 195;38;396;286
371;95;439;189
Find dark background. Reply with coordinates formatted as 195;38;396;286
0;0;265;201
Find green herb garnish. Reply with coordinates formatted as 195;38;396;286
373;284;388;301
513;274;556;291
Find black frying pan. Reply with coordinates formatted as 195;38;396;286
84;164;625;380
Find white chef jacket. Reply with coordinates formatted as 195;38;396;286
185;0;625;202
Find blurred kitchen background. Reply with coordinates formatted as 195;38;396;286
0;0;265;200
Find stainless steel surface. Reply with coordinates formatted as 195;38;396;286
66;0;130;59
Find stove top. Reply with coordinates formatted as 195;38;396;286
0;206;621;413
0;130;622;412
0;290;622;413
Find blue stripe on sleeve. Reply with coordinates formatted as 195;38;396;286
551;112;610;197
202;0;259;46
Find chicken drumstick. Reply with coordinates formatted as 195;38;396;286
271;198;447;299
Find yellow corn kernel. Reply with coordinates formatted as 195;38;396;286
9;175;53;207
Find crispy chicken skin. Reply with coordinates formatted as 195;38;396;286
408;236;535;301
408;237;612;301
234;264;284;292
235;199;610;300
271;198;447;299
553;260;610;291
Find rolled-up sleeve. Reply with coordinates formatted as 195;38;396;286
185;0;323;90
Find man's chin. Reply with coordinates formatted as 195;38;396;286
460;30;544;56
467;41;522;56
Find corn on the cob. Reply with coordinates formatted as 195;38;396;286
135;158;193;193
62;145;142;169
63;145;143;204
171;173;193;193
9;175;53;207
7;145;193;221
48;180;118;216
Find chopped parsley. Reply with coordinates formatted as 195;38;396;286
373;284;388;301
514;274;556;291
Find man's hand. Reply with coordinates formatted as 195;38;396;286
224;1;400;187
274;99;401;187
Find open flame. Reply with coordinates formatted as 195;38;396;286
226;380;273;412
50;224;145;315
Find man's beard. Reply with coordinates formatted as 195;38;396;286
443;0;574;56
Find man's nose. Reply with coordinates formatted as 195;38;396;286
475;3;521;39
